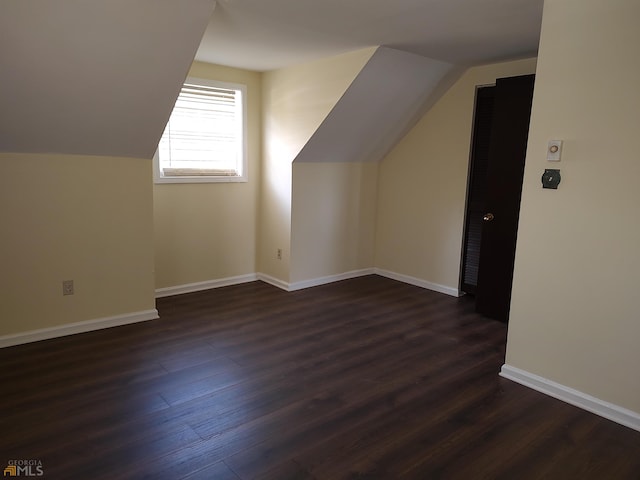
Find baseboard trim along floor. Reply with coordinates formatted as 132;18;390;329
500;364;640;432
0;309;159;348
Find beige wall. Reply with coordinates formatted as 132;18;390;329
375;58;537;291
153;62;261;289
506;0;640;412
259;48;376;282
291;162;378;283
0;154;155;336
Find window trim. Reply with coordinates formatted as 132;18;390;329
153;77;248;184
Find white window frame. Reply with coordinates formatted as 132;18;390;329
154;77;248;184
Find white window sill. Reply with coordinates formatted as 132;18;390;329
154;175;248;184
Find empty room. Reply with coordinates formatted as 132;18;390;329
1;0;639;478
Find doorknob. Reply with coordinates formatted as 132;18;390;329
483;213;495;222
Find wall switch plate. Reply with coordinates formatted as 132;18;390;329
542;169;561;189
547;140;563;161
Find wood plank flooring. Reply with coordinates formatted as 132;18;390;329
1;275;638;479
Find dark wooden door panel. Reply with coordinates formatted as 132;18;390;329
461;86;495;294
475;74;535;321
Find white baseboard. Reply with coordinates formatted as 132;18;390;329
500;364;640;432
257;268;459;296
155;269;460;297
155;270;375;295
257;269;375;292
288;268;375;292
256;273;290;291
0;309;159;349
155;273;258;298
374;268;460;297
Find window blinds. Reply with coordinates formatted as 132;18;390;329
158;82;243;176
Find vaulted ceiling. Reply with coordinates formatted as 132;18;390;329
0;0;215;158
197;0;544;71
294;48;463;164
0;0;544;159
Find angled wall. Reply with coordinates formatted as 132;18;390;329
289;48;463;286
295;47;460;165
259;48;376;284
0;1;214;343
375;58;537;294
0;0;215;159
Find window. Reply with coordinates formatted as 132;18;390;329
154;77;247;183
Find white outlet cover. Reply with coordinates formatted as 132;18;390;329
547;140;563;161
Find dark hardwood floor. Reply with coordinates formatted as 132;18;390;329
1;276;638;479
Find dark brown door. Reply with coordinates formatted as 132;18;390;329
461;86;495;294
475;74;535;322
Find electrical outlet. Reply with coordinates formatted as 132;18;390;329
277;248;282;260
62;280;74;296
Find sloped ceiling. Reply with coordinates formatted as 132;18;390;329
295;47;463;164
197;0;544;71
0;0;215;159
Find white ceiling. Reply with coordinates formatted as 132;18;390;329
196;0;544;72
